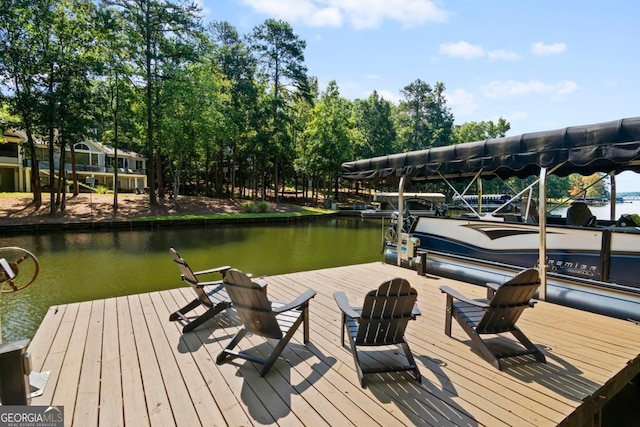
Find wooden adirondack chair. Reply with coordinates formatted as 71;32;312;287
168;248;232;333
334;278;421;388
216;269;317;376
440;268;546;370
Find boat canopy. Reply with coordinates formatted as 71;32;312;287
341;117;640;181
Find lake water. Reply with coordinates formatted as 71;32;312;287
547;200;640;220
4;202;639;342
0;217;386;342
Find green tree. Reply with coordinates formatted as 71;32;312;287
291;77;318;201
0;104;20;137
545;175;571;200
396;80;454;151
304;81;354;200
353;91;397;159
91;4;139;211
452;118;511;143
249;19;310;201
0;0;52;206
158;63;228;205
105;0;202;204
209;21;259;198
46;0;101;213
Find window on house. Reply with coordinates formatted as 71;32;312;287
36;147;48;161
75;152;89;165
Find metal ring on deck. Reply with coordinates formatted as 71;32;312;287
0;247;40;293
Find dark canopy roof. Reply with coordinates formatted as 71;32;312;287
341;117;640;181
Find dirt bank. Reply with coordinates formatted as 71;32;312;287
0;193;304;225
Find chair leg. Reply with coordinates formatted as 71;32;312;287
511;327;546;363
453;311;501;369
400;340;421;383
302;304;310;343
340;313;346;347
444;294;453;336
260;315;304;376
349;339;366;388
169;298;200;321
216;327;248;365
181;302;229;333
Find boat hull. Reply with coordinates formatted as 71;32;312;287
390;216;640;322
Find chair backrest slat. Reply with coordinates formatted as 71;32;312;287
170;248;211;307
356;278;417;346
477;268;540;333
224;269;282;339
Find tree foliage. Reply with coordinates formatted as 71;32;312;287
1;9;550;208
452;118;511;143
249;19;310;200
304;81;355;199
353;91;396;159
105;0;202;204
396;80;454;151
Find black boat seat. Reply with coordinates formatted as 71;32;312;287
566;202;596;226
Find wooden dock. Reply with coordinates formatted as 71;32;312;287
28;262;640;426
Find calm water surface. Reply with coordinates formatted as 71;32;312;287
0;217;386;342
548;200;640;219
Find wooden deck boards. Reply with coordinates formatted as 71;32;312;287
28;262;640;427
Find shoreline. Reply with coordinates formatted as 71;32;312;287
0;211;338;235
1;193;336;234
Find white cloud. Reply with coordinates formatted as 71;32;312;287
240;0;449;29
555;80;578;96
376;89;401;104
439;41;484;59
531;42;567;56
482;80;578;99
240;0;342;27
445;89;478;116
506;111;528;121
439;43;519;61
487;49;520;60
310;6;343;27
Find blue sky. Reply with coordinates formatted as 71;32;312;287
199;0;640;192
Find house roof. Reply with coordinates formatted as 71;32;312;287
100;143;145;159
2;129;145;160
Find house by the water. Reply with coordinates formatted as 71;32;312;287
0;129;147;193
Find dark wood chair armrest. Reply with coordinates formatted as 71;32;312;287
333;291;361;319
486;282;500;291
273;289;317;313
194;280;224;288
193;266;231;276
486;282;500;298
440;285;490;308
411;304;421;318
252;278;268;289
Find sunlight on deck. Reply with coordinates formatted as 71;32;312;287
28;262;640;426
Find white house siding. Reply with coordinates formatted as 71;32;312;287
1;131;147;192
